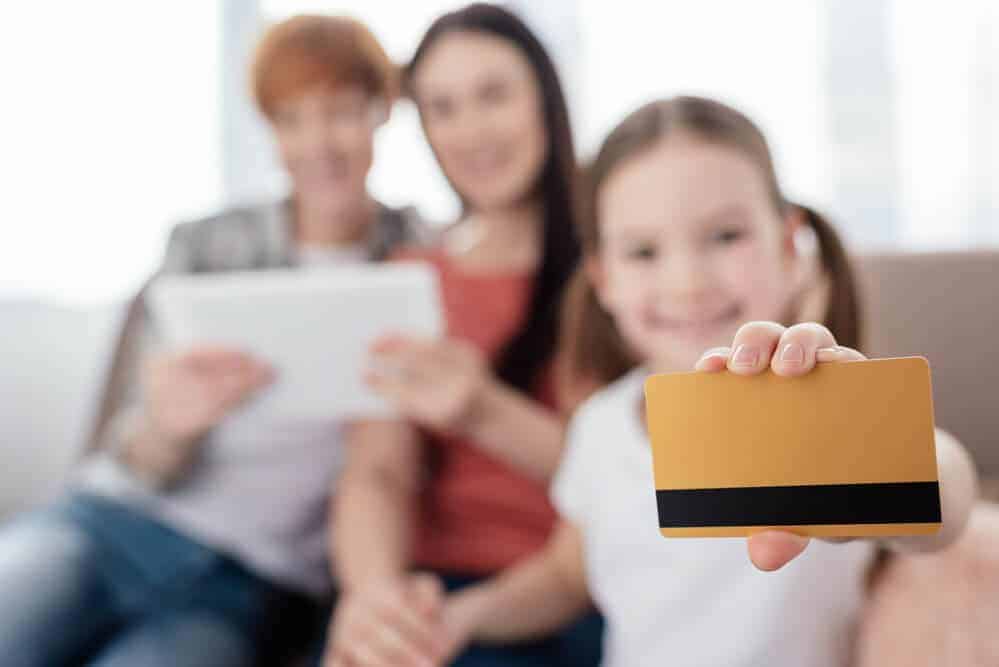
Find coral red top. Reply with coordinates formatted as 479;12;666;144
395;248;559;575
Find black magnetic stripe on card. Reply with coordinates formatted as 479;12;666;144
656;481;942;528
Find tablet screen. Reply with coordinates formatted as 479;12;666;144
147;262;443;421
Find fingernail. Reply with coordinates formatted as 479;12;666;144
780;343;805;364
732;345;759;367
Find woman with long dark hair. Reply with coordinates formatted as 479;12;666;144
324;5;601;666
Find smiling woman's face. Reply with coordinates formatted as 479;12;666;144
592;135;798;373
410;31;548;213
269;84;379;213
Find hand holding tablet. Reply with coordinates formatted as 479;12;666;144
147;263;444;421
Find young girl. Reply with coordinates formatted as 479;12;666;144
428;97;979;666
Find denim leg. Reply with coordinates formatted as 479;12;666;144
450;642;556;667
86;609;256;667
552;610;604;667
440;574;604;667
0;510;118;667
448;611;604;667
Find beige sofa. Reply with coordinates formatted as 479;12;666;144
856;250;999;478
854;250;999;666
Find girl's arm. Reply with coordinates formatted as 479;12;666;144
444;520;592;645
697;321;981;571
885;427;978;553
750;426;981;566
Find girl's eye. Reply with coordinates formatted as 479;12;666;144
712;227;747;245
627;243;658;261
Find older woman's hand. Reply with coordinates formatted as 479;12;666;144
123;346;273;483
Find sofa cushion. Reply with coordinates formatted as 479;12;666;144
857;251;999;477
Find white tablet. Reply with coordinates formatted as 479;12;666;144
146;262;443;420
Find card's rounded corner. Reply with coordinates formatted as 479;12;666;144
910;355;932;373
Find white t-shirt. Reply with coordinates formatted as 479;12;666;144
552;368;874;667
296;241;368;268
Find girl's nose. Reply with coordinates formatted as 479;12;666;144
659;251;710;301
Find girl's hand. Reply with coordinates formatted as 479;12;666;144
366;335;492;434
694;321;866;572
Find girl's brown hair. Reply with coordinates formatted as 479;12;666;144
560;96;861;407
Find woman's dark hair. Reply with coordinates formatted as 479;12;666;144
561;96;862;400
406;3;580;393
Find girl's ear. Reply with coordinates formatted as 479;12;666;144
782;204;804;265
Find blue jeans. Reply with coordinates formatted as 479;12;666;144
0;492;318;667
444;573;604;667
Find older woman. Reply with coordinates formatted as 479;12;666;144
0;15;423;667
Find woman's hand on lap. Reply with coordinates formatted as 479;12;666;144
325;573;449;667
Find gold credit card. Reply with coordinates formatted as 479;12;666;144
644;357;941;538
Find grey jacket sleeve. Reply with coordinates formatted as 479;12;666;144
85;222;198;457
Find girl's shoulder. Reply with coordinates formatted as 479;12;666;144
568;367;647;435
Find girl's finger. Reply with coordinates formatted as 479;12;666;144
747;530;810;571
815;345;866;363
726;321;786;376
770;322;838;377
694;347;731;372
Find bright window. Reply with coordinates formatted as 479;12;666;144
2;1;995;306
0;2;221;305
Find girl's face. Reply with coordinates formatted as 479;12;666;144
411;31;548;213
592;136;798;373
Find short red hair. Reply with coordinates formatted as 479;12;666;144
251;14;398;117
